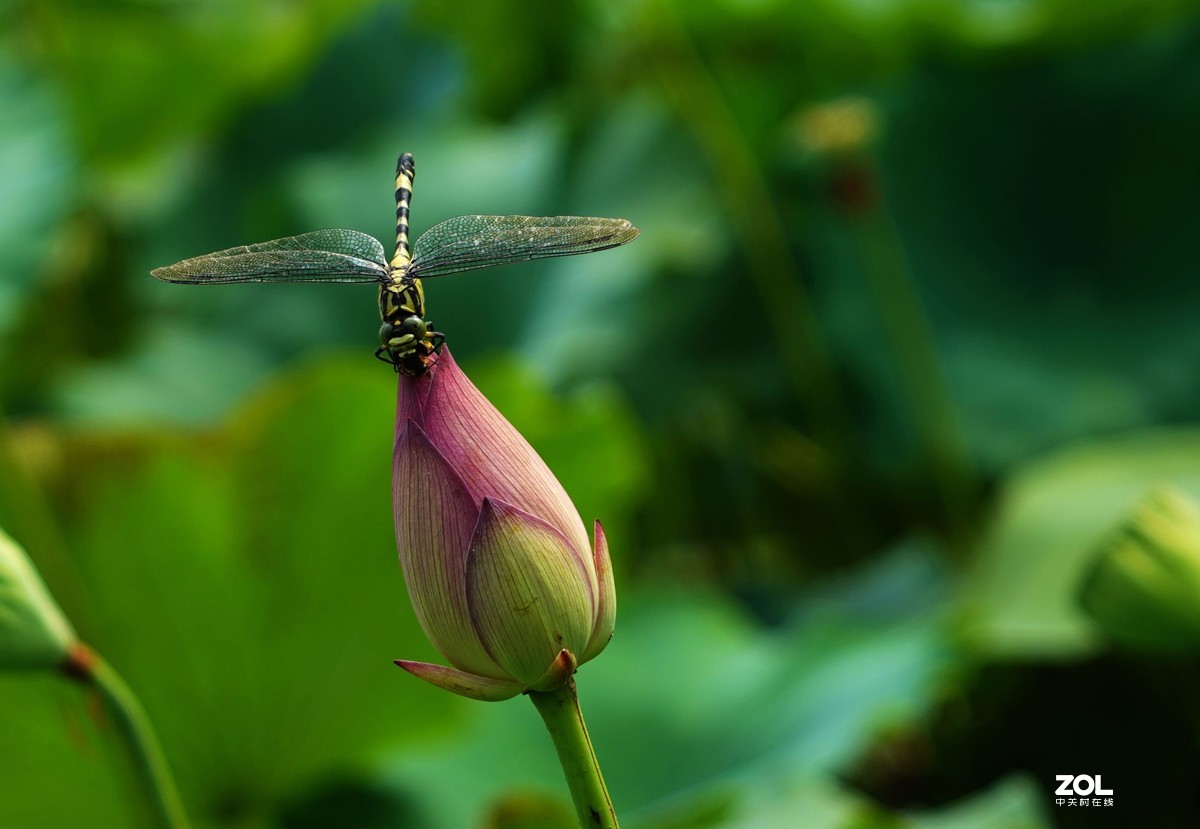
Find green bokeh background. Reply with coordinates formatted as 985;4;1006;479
3;1;1199;826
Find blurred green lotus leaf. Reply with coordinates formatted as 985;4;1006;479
27;0;377;166
0;50;72;336
0;355;457;826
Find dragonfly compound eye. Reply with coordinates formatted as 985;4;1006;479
378;322;395;346
401;316;428;337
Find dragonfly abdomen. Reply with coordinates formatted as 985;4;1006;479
391;153;415;268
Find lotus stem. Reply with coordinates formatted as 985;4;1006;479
65;644;190;829
528;678;618;828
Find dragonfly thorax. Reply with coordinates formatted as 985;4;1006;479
380;275;426;321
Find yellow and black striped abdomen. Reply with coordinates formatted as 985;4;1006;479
390;153;415;268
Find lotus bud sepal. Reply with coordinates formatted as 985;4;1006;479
393;660;523;702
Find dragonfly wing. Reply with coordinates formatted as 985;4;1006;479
408;215;639;279
151;229;389;284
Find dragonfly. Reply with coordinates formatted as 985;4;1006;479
152;153;640;376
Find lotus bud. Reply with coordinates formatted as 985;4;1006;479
392;348;615;701
0;527;78;670
1080;486;1200;652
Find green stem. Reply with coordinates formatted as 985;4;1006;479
68;644;191;829
528;679;618;829
851;176;976;550
644;3;853;450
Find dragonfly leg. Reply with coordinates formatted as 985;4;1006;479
375;345;402;372
424;325;446;352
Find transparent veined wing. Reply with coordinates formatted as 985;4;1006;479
407;215;639;280
151;229;389;284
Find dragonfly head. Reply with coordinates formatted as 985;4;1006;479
379;316;429;348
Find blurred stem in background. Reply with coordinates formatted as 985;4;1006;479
63;644;191;829
641;0;983;559
798;94;977;551
642;3;885;561
856;204;976;549
643;3;853;454
836;157;978;550
529;680;618;829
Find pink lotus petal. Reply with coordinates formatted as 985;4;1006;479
394;660;522;701
394;369;425;436
419;349;593;572
464;499;595;686
581;520;615;663
393;420;501;677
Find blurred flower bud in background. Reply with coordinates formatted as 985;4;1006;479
1080;486;1200;652
392;349;615;701
792;96;883;216
794;96;880;158
0;527;77;671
